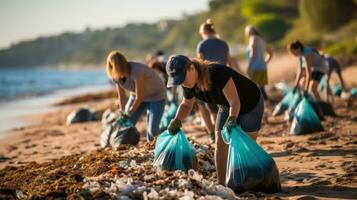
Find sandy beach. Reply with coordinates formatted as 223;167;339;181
0;55;356;199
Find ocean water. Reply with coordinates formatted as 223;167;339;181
0;67;112;134
0;68;110;101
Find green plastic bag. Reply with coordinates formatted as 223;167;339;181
290;97;323;135
222;126;282;194
351;88;357;98
153;130;197;172
273;90;293;116
319;76;326;91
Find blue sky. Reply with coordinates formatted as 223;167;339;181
0;0;208;49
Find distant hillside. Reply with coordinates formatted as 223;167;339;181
0;21;178;67
0;0;355;68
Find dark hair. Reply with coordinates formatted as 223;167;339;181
155;50;164;56
149;60;166;75
288;40;304;51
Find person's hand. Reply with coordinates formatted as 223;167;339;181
117;112;130;125
168;118;182;135
303;90;308;98
223;116;237;133
292;86;298;94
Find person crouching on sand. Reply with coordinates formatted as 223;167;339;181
165;55;264;185
106;51;166;142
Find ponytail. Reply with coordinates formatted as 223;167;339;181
191;58;214;91
199;19;219;37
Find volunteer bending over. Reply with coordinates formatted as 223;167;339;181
106;51;166;142
288;40;328;100
165;55;264;185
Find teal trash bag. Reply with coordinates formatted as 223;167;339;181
116;116;134;128
311;101;336;116
153;130;197;172
351;88;357;98
273;90;294;116
304;93;325;120
160;101;178;130
318;76;326;91
290;97;323;135
222;126;282;194
286;90;302;121
333;85;343;96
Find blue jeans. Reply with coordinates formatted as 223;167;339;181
125;95;165;142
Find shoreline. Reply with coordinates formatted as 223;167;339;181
0;84;112;135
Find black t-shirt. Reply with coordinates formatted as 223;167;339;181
183;64;261;114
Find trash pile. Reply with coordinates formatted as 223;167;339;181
0;134;279;199
81;139;270;200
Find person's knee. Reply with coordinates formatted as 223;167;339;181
247;131;258;141
215;131;223;145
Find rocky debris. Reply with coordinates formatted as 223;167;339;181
66;108;99;124
0;139;270;199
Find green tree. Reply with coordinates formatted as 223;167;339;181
299;0;357;32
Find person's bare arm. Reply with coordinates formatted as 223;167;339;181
326;72;331;100
337;70;346;90
226;54;240;72
127;74;144;116
116;84;126;111
174;97;195;121
247;37;256;75
293;58;304;90
304;54;313;91
222;78;240;117
171;87;179;104
265;46;273;64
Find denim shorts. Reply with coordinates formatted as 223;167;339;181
215;92;264;133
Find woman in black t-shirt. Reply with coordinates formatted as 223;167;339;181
165;55;264;185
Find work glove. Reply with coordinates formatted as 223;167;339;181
223;116;237;133
168;118;182;135
117;112;130;125
303;90;309;98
